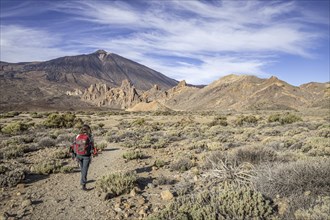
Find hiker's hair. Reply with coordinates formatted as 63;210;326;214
80;124;92;135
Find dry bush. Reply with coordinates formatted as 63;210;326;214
38;137;56;148
0;162;25;187
294;196;330;220
254;158;330;198
1;145;25;159
148;185;275;220
234;145;278;165
152;174;176;186
97;171;137;198
170;157;194;172
303;137;330;156
203;151;255;187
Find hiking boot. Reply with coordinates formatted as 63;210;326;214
81;184;87;190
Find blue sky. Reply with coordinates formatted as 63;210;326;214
0;0;329;86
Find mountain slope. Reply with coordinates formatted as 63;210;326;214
160;75;328;111
0;50;178;110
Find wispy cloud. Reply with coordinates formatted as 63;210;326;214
0;25;78;62
0;0;328;84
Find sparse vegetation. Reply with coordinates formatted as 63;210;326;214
1;121;32;135
234;115;258;126
268;112;302;124
32;160;64;175
123;150;144;160
97;171;137;197
149;185;275;220
170;157;194;172
43;113;83;128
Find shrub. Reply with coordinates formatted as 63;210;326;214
148;185;275;220
132;118;146;127
52;147;69;159
43;113;83;128
2;145;24;159
97;171;137;197
1;122;31;135
170;158;194;172
0;163;25;187
268;113;302;124
235;145;278;165
208;116;228;127
59;166;76;173
97;141;107;151
32;160;64;175
204;152;255;187
30;112;43;118
294;196;330;220
254;158;330;198
122;150;144;160
0;111;20;118
234;115;258;126
154;159;166;168
38;137;56;148
303;137;330;156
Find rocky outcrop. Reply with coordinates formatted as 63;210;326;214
81;80;141;109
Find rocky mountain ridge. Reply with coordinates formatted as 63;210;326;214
66;74;329;111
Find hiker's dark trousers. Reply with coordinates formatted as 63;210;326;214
77;156;91;185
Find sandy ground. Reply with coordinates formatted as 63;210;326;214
20;145;125;220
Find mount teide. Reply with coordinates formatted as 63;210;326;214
0;50;177;110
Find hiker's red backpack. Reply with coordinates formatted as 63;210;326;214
74;134;92;156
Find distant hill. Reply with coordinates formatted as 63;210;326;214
158;74;329;111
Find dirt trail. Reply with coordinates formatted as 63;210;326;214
25;145;126;220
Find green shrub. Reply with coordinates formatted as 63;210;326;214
97;141;107;151
268;113;302;124
154;159;166;168
132;118;146;126
148;185;275;220
294;196;330;220
97;171;137;197
43;113;83;128
1;122;31;135
32;160;64;175
30;112;43;118
234;115;258;126
59;166;76;173
123;150;144;160
0;111;20;118
52;148;69;159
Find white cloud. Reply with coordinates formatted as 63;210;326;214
0;25;78;62
0;0;328;85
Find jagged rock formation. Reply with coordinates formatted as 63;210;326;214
81;80;141;109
